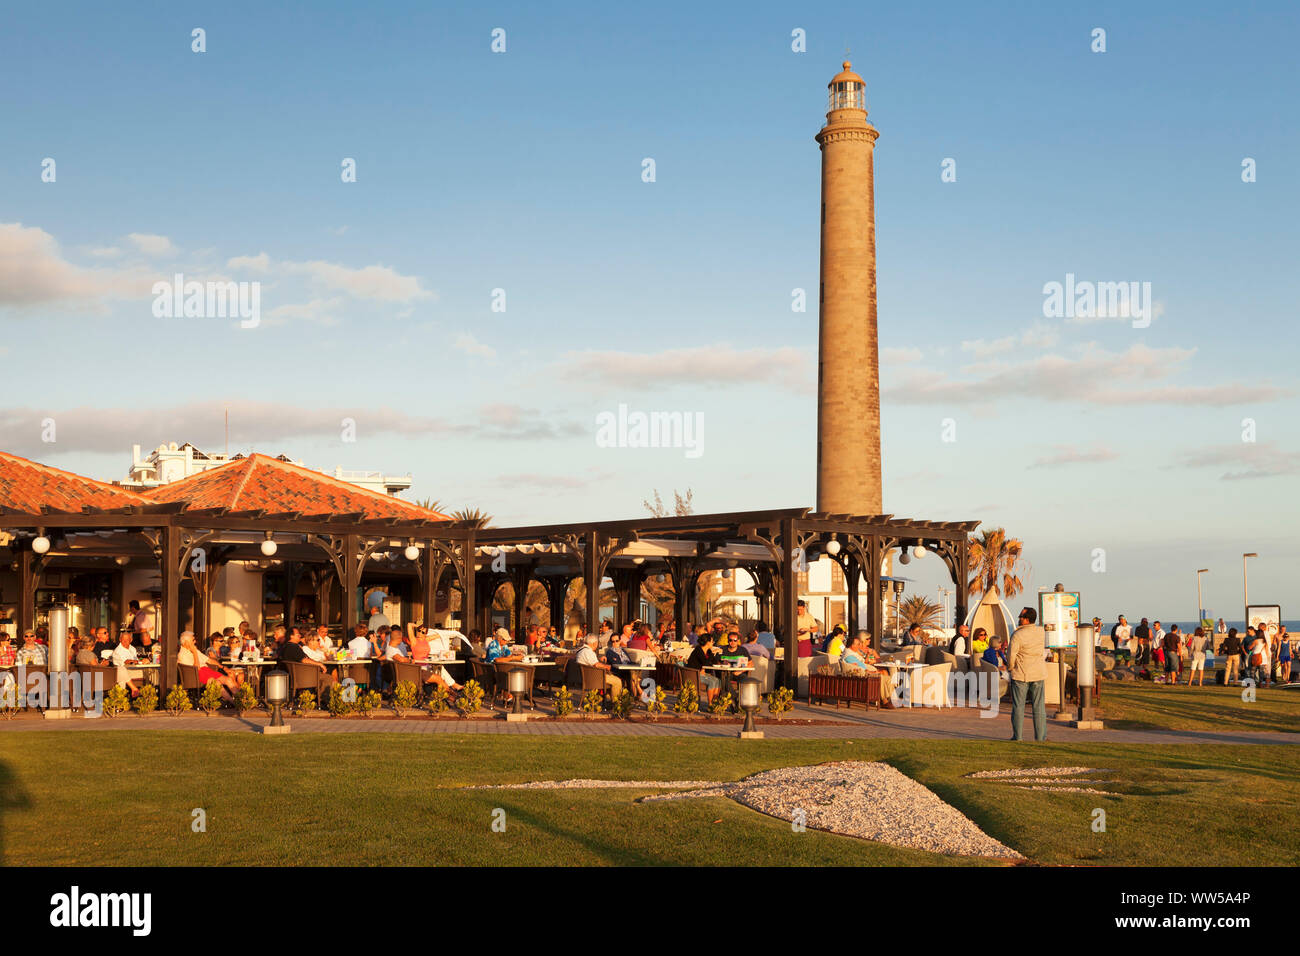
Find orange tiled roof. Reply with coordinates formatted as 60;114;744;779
0;451;154;513
144;453;448;521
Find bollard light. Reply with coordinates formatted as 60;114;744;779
264;670;290;734
46;603;70;714
738;677;762;738
507;667;528;716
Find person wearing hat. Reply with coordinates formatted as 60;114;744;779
485;627;522;664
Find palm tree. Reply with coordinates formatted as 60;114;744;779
414;497;442;513
451;507;492;528
898;595;945;631
967;527;1028;601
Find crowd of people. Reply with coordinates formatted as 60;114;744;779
1099;614;1292;686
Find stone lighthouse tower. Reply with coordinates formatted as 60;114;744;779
815;61;881;515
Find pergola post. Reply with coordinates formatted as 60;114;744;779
421;547;438;627
845;551;860;637
780;515;799;691
342;533;360;634
509;562;533;637
17;549;35;638
867;535;882;653
955;535;969;633
583;530;602;631
160;524;181;691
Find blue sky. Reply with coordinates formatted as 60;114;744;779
2;0;1297;622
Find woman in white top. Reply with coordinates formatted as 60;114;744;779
302;635;328;663
178;631;239;700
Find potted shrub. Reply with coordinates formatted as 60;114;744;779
295;690;317;715
580;689;603;718
612;689;635;719
103;684;131;718
456;679;484;717
766;686;794;720
133;683;158;716
233;682;258;714
425;682;450;716
356;689;382;717
645;685;667;720
198;680;224;715
673;681;699;717
326;683;354;717
391;680;418;716
553;685;574;718
164;684;192;717
708;691;734;718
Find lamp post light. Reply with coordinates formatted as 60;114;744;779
738;677;763;739
1196;568;1209;627
45;603;71;718
263;671;290;734
506;667;529;722
1242;553;1257;623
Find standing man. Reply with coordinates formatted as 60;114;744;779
795;600;817;657
128;600;153;648
1221;627;1243;684
1007;607;1048;742
1134;617;1151;665
1214;618;1228;654
1111;615;1131;656
366;595;390;634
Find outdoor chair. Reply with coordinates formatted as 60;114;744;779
494;660;537;710
73;664;107;710
177;663;204;705
390;660;425;701
470;659;498;703
19;664;48;709
677;666;708;704
579;664;611;701
285;661;327;699
345;661;371;691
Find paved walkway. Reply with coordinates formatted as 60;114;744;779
3;702;1297;745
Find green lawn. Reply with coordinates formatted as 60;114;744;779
2;733;1297;867
1097;680;1300;733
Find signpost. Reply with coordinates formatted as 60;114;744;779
1040;588;1080;719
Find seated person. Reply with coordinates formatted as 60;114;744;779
92;627;115;659
605;631;633;668
485;627;523;664
575;635;623;696
178;631;239;702
971;627;990;656
109;631;144;694
982;635;1009;671
719;631;751;665
15;630;47;667
302;634;328;662
741;627;770;659
902;623;925;646
840;633;872;670
347;624;373;659
411;624;462;693
752;621;778;654
685;633;721;705
823;624;846;656
277;629;335;695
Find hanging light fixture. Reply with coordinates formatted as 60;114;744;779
825;538;841;556
260;532;278;557
898;549;911;565
404;542;420;561
32;534;51;555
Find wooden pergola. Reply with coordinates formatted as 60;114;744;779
1;503;973;692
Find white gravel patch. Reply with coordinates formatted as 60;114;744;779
1013;786;1118;795
966;766;1110;779
644;761;1022;859
465;779;721;791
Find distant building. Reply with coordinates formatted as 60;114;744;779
123;442;413;496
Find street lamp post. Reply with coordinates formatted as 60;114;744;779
1242;553;1257;624
1196;569;1209;629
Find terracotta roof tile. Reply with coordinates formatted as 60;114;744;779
143;454;447;521
0;451;154;513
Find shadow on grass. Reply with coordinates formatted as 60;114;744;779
0;760;33;864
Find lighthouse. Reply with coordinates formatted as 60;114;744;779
815;61;881;516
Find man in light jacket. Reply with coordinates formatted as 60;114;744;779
1007;607;1048;742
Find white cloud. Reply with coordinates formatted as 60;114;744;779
961;323;1060;359
227;252;272;273
126;233;176;257
557;344;813;393
0;222;148;307
881;346;923;364
454;332;495;359
1029;444;1119;468
885;343;1289;407
284;259;433;302
264;298;344;327
1179;441;1300;480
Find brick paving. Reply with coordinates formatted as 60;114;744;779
2;701;1296;745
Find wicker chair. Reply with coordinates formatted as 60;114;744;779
286;661;326;699
470;659;498;703
18;665;48;709
579;664;611;700
177;663;204;704
390;660;425;701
